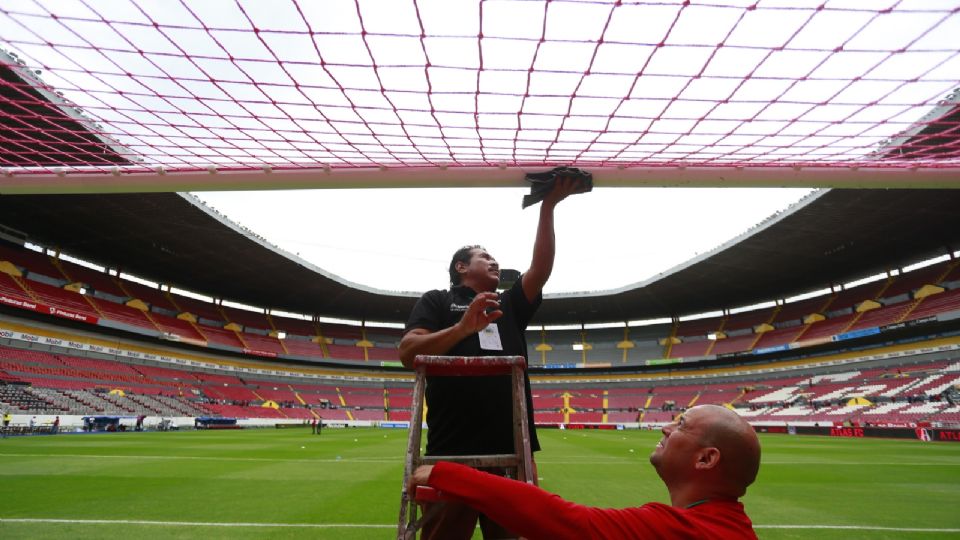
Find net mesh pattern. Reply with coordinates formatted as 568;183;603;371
0;0;958;176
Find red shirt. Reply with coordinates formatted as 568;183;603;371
427;462;758;540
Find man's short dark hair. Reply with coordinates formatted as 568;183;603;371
449;245;484;286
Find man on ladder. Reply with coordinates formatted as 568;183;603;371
400;174;588;539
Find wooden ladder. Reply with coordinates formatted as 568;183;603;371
397;355;535;540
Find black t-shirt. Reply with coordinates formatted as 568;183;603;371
404;279;541;455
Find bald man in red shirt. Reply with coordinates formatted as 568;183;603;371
410;404;761;540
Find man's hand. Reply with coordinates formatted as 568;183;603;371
408;464;434;494
399;293;502;367
456;292;503;335
542;175;589;209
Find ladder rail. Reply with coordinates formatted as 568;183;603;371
397;363;428;539
397;355;533;540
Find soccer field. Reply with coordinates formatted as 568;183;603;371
1;427;958;539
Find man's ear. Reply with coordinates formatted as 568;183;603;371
695;447;721;471
456;261;468;275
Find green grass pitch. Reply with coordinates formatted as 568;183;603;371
1;427;958;539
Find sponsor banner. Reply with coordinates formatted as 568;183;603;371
554;423;616;430
753;344;791;355
48;305;98;324
645;358;681;366
935;429;960;442
380;361;404;368
545;363;578;369
0;295;41;312
882;316;937;331
871;422;919;428
829;427;865;438
380;422;410;429
786;425;950;441
832;327;881;342
0;295;98;324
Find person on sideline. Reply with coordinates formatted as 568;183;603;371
399;176;587;539
410;404;762;540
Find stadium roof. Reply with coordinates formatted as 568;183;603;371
1;187;959;326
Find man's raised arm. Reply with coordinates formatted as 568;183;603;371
521;176;587;303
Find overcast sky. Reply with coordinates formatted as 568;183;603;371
194;186;814;295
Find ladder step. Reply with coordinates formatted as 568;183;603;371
420;454;520;467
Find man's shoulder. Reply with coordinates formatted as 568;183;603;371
424;288;451;296
418;288;452;303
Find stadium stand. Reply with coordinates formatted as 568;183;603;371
195;324;246;349
772;296;833;324
271;316;319;337
4;226;960;430
56;260;127;298
281;337;326;358
907;288;960;322
221;306;271;330
0;272;31;300
3;336;960;428
326;344;365;361
0;243;63;279
668;339;712;359
118;281;180;312
724;307;778;332
5;235;960;367
18;279;100;319
87;297;158;332
675;316;724;338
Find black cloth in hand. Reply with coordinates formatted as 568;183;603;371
521;166;593;209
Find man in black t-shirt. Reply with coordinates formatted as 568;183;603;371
400;176;586;540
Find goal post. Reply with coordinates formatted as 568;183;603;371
2;164;960;194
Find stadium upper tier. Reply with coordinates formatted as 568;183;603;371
1;189;960;327
2;239;960;367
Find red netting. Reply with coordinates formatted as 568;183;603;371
0;0;958;177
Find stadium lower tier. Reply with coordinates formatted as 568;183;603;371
2;342;959;428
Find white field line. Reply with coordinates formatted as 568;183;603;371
754;525;960;532
0;518;391;529
0;518;957;533
0;453;957;466
0;453;395;463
